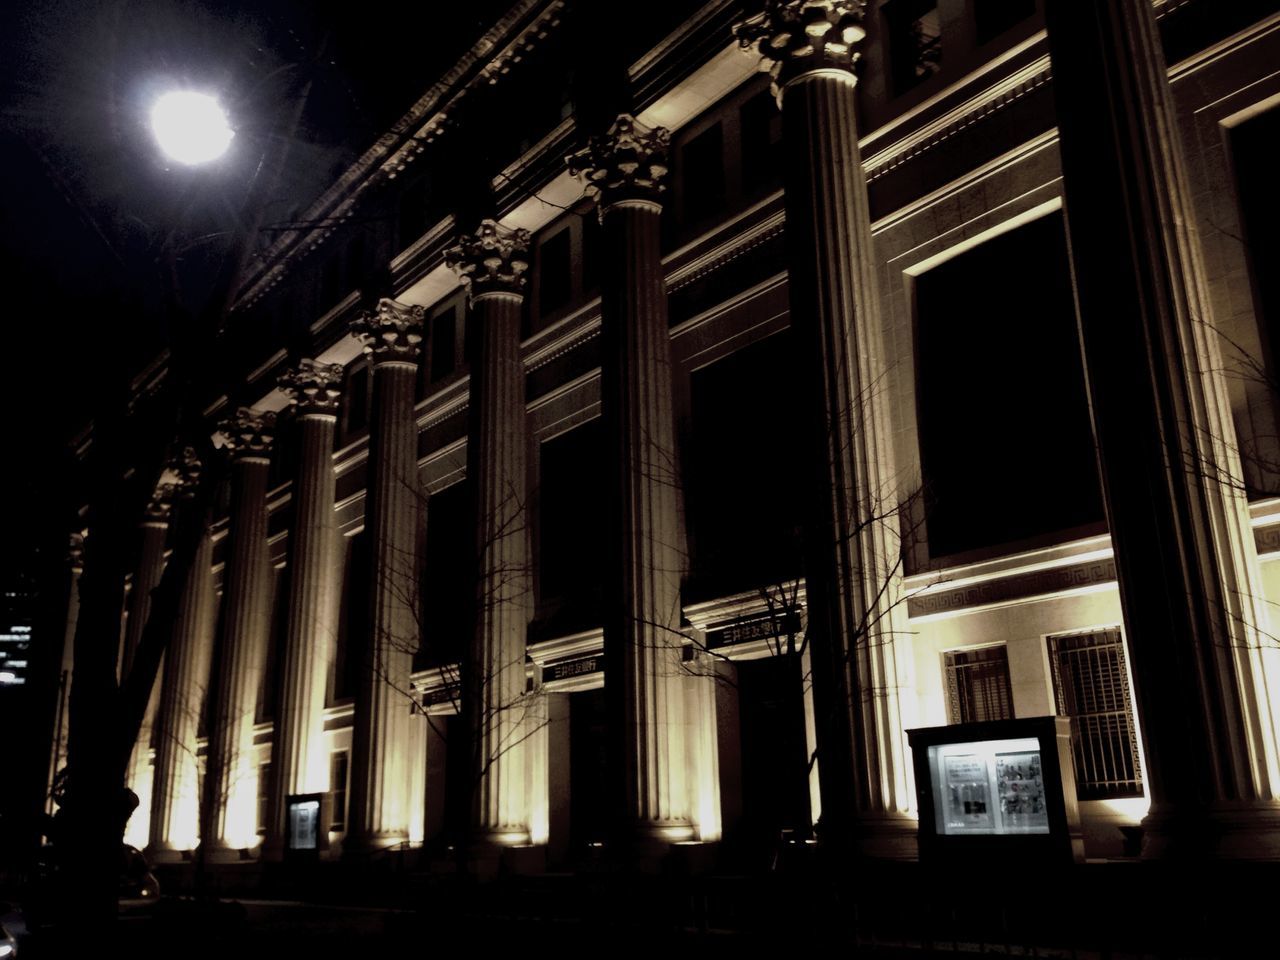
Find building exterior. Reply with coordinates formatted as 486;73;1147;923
47;0;1280;872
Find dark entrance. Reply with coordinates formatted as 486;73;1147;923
736;654;811;864
568;685;608;854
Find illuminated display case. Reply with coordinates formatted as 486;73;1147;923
908;716;1083;863
285;792;331;857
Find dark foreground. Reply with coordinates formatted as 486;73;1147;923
7;858;1280;958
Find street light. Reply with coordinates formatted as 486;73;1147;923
150;91;234;165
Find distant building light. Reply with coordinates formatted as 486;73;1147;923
7;660;27;668
0;672;20;684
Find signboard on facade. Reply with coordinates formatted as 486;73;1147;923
705;611;802;649
542;655;602;684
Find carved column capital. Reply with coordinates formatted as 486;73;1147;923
350;298;424;364
214;408;277;461
734;0;868;95
68;532;84;572
444;220;531;300
144;482;178;524
567;114;670;211
279;359;345;417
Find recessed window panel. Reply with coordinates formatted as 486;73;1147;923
915;211;1105;558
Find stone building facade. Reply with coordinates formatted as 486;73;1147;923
49;0;1280;868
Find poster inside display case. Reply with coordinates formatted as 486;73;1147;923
909;717;1082;862
933;739;1049;835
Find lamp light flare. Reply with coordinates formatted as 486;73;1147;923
150;91;234;165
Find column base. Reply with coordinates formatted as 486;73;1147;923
341;831;411;860
818;813;919;860
1141;803;1280;859
146;843;195;865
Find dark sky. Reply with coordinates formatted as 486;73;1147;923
0;0;511;544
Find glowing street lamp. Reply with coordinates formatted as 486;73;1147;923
150;91;234;165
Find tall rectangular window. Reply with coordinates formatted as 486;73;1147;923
329;751;349;832
257;761;271;838
538;228;572;317
944;646;1014;724
740;90;782;194
1048;629;1144;800
681;122;726;225
430;306;458;384
885;0;943;95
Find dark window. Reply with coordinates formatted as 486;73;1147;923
885;0;943;95
945;646;1014;724
430;306;458;383
681;123;726;225
687;331;805;594
973;0;1036;45
581;213;601;296
421;480;472;667
538;419;607;630
1048;629;1143;801
915;212;1105;558
345;366;370;435
398;177;428;250
346;233;366;290
740;90;782;194
329;751;349;832
331;532;368;704
320;256;340;307
538;229;572;316
257;564;290;723
1232;108;1280;384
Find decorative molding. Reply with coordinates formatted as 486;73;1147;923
907;558;1118;619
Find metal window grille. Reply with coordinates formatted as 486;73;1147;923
1048;629;1144;800
945;646;1014;724
330;751;349;833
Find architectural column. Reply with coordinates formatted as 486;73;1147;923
122;480;178;848
46;533;83;814
203;408;276;858
347;298;424;851
569;116;694;845
264;360;343;858
446;220;535;845
149;451;216;861
1045;0;1280;857
735;1;916;855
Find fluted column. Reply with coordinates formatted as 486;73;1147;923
569;116;694;845
347;298;424;851
736;1;916;856
263;360;343;858
1046;0;1280;857
446;221;534;844
148;453;216;859
46;533;83;814
203;409;275;858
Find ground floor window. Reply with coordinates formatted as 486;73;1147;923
257;761;271;838
329;751;349;833
1047;629;1144;800
944;645;1014;724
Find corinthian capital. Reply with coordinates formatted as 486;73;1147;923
68;532;84;572
444;220;531;299
145;482;178;524
735;0;868;94
214;408;277;461
567;114;670;211
350;298;424;363
279;359;345;416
